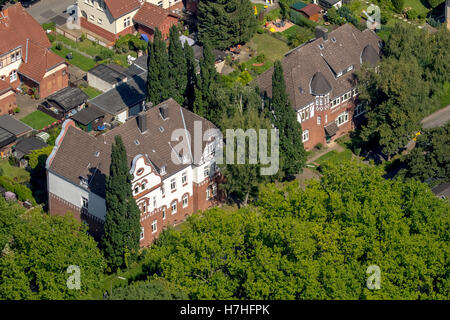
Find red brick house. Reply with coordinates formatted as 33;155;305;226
0;80;16;115
46;99;223;246
0;3;68;104
133;2;180;40
256;24;382;150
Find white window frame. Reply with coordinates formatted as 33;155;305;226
204;166;210;178
170;178;176;191
81;196;88;209
140;227;144;240
317;116;321;125
302;130;309;142
10;70;17;82
171;201;177;214
162;207;166;220
336;111;349;126
152;220;157;234
212;184;217;196
181;172;187;184
206;187;211;200
123;17;130;28
182;195;188;208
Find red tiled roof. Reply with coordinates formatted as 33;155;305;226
300;3;323;17
0;79;12;95
18;41;65;84
103;0;141;20
133;2;179;30
0;3;51;54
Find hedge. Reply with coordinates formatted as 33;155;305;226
0;176;37;205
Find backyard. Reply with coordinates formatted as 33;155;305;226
81;86;103;99
248;33;290;63
20;110;56;130
0;159;30;184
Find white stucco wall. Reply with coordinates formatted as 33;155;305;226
48;171;107;221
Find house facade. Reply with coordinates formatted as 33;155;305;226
76;0;182;45
133;2;179;40
0;4;68;102
0;80;16;115
256;24;382;150
46;99;222;246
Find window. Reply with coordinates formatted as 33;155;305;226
161;185;165;196
89;15;94;21
336;111;349;126
204;166;210;178
182;195;188;208
81;197;88;209
171;201;177;214
317;116;321;125
354;103;366;117
10;71;17;82
140;227;144;240
181;172;187;184
141;202;146;213
134;186;139;194
170;178;176;190
347;65;353;72
206;188;211;200
302;130;309;142
153;196;156;208
160;166;166;175
342;91;352;102
352;87;359;97
141;182;146;190
97;18;102;24
325;115;328;123
152;220;157;233
212;184;217;196
162;207;166;220
336;71;343;78
123;17;130;28
298;106;310;123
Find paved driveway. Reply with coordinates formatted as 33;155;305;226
24;0;75;24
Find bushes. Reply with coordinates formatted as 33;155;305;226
0;176;37;205
337;6;359;27
96;48;114;61
115;34;147;54
42;22;56;31
407;9;418;20
392;0;404;13
290;10;317;29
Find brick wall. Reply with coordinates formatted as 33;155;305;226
302;100;356;150
0;90;16;116
136;16;178;40
39;66;69;99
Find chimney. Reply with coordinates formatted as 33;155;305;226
315;26;328;41
137;112;147;133
159;105;168;120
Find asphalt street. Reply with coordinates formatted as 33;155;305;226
421;104;450;129
23;0;75;24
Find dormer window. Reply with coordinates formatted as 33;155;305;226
336;71;342;78
135;139;140;146
160;166;166;175
347;65;353;72
331;37;336;43
318;44;324;50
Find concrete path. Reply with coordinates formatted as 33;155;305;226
307;141;345;164
24;0;74;24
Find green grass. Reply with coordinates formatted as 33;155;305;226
0;160;30;183
20;110;56;130
280;24;302;38
51;45;96;71
81;86;102;99
403;0;430;15
248;33;290;62
316;149;353;166
440;82;450;108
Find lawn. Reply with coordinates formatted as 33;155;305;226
403;0;431;15
316;149;353;166
248;33;290;62
20;110;56;130
280;24;302;38
0;160;30;183
51;45;97;71
440;82;450;108
81;86;103;99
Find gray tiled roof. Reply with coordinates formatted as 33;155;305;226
256;24;382;110
47;87;89;112
0;115;33;136
88;64;128;85
71;106;105;126
48;99;217;198
89;73;147;116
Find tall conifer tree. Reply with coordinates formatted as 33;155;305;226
102;136;141;271
271;61;306;179
184;43;197;110
147;28;170;106
168;25;187;105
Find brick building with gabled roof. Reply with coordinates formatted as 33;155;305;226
133;2;180;40
256;24;382;150
0;3;68;112
46;98;223;246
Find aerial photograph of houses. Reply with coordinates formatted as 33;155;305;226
0;0;448;309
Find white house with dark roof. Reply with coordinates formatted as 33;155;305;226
46;98;222;246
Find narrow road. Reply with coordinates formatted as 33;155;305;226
421;105;450;129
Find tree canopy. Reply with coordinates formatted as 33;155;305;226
0;198;105;299
140;161;449;299
197;0;257;49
